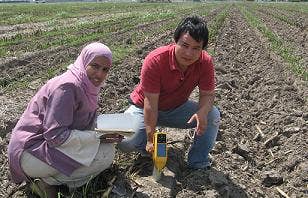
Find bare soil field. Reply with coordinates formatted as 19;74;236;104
0;3;307;198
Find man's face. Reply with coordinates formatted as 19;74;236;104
86;56;111;87
175;32;203;69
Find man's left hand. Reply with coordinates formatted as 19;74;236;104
187;113;208;136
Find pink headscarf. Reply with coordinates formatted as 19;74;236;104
68;42;112;111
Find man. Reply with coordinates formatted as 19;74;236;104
118;15;220;169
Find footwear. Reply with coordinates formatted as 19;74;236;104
188;164;211;170
188;165;211;170
188;160;212;170
29;179;58;198
138;149;151;158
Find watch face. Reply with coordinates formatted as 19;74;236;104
157;144;167;157
157;134;166;143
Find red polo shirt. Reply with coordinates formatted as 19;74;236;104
130;44;215;111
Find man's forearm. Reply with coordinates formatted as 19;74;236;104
199;91;215;115
143;93;159;143
144;106;158;142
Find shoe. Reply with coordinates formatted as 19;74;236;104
188;165;211;171
29;179;58;198
188;160;212;170
138;149;151;158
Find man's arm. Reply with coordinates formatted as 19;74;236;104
143;91;159;153
188;89;215;135
198;89;215;116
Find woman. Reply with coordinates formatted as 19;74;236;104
8;42;122;197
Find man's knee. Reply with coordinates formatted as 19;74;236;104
116;141;136;153
208;106;220;127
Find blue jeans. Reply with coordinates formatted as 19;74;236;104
117;100;220;169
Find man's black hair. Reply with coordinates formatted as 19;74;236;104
174;15;209;49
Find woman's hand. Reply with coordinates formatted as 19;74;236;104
100;134;124;143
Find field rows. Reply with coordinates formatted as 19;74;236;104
0;3;228;90
240;3;307;80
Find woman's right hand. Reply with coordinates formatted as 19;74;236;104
100;134;124;143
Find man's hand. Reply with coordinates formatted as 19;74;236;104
187;113;208;136
146;140;154;153
100;134;124;143
143;91;159;154
188;89;214;136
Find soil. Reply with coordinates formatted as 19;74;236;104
0;4;307;198
254;6;308;64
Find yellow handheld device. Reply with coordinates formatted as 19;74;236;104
152;131;167;181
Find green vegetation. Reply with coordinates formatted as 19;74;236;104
253;3;305;29
1;2;225;91
239;4;308;81
207;4;230;55
263;2;308;14
0;3;219;58
1;2;307;90
0;2;179;25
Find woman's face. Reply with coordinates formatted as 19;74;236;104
86;56;111;87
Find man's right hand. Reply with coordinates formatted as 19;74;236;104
146;141;154;153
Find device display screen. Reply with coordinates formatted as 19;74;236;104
157;144;166;157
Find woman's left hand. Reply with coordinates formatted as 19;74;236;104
100;134;124;143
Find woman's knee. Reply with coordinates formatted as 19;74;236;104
98;144;115;162
21;151;58;178
81;144;115;174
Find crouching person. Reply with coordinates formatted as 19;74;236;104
7;42;122;197
117;15;220;170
